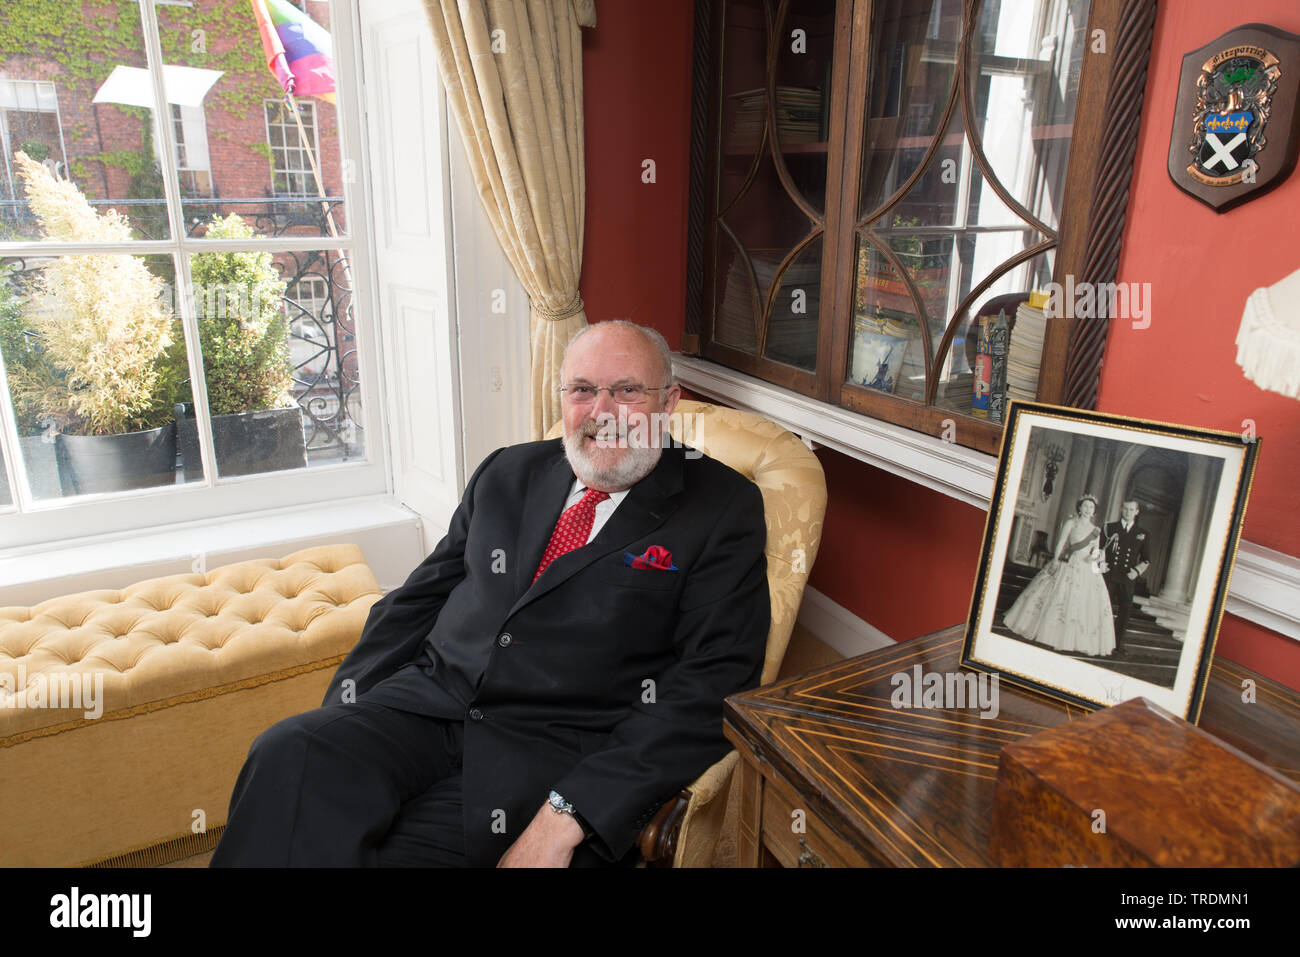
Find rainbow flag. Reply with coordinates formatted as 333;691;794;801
250;0;335;104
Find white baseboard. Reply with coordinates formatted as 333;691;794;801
796;585;896;658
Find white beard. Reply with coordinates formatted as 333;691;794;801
562;414;664;490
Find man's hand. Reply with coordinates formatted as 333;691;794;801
497;803;585;868
1128;568;1139;581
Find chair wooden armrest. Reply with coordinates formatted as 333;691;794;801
636;749;742;866
637;791;692;865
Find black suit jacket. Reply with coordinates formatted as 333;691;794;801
1103;520;1150;583
323;439;770;865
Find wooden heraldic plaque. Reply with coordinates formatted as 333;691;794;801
1168;23;1300;212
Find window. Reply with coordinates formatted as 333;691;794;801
170;103;213;196
0;80;70;220
0;0;381;549
265;98;319;198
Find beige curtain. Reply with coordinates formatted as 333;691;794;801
424;0;597;438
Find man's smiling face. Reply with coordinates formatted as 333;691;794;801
560;324;680;493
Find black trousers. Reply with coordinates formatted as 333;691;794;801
1107;575;1136;649
211;701;470;867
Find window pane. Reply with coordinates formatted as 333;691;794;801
187;242;362;478
935;250;1055;422
851;0;1088;412
762;240;821;370
966;0;1090;226
0;253;200;500
155;0;349;239
850;231;945;402
0;440;12;508
711;0;836;368
1;2;170;241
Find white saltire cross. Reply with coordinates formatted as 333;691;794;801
1204;131;1248;170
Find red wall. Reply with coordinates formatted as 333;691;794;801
580;1;694;343
1098;0;1300;687
580;0;1300;690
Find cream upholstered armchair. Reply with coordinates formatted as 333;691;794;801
547;398;828;866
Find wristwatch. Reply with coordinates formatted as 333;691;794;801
548;790;594;840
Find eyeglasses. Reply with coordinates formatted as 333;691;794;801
557;383;672;405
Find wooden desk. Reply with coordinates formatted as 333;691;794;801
723;625;1300;867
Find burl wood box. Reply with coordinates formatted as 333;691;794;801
989;697;1300;867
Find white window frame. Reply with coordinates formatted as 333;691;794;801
0;0;389;552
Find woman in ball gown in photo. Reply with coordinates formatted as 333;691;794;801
1002;495;1117;657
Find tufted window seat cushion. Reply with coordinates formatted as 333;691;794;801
0;544;382;867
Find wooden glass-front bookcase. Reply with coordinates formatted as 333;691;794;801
685;0;1160;454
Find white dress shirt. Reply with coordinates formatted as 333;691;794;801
564;478;629;544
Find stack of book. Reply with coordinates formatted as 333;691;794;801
729;86;823;151
1007;293;1047;404
715;257;760;353
715;255;819;368
764;257;819;368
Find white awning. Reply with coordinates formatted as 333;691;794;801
93;64;223;110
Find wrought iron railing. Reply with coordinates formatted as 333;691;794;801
0;196;361;465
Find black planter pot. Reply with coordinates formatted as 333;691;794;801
178;406;308;480
55;424;178;497
18;434;62;500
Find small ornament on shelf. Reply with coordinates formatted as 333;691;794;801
971;316;992;418
988;310;1010;424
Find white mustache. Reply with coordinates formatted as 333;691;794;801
580;417;625;440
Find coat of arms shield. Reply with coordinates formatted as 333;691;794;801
1168;24;1300;212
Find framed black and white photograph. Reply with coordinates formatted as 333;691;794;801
962;402;1260;722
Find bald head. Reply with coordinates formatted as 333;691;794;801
560;321;674;389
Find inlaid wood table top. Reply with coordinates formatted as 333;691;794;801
723;625;1300;867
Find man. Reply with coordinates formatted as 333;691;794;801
1103;499;1151;656
211;321;770;867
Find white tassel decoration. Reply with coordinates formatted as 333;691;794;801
1236;267;1300;400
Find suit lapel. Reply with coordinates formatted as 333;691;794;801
505;447;686;620
512;443;579;599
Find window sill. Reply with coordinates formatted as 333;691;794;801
0;496;425;606
673;354;997;507
672;354;1300;641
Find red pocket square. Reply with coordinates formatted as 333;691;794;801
624;546;677;571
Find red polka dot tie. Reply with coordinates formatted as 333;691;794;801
532;488;611;583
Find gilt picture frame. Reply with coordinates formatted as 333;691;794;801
961;402;1259;722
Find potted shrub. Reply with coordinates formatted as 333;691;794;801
13;151;177;496
178;213;305;478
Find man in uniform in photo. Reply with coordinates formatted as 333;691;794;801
1103;499;1151;656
